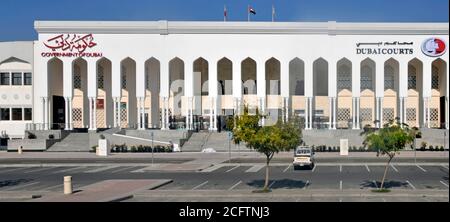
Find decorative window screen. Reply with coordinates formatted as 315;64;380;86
408;65;416;90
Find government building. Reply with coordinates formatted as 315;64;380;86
0;21;448;150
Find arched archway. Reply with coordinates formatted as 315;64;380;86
144;57;160;128
120;57;136;128
169;57;184;127
430;58;447;128
96;57;112;128
360;58;376;127
312;58;329;128
406;58;423;128
336;58;352;128
383;58;399;124
288;58;305;122
71;58;88;128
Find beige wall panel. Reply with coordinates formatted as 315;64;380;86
291;96;305;110
266;95;282;109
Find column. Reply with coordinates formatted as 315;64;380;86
160;97;165;129
261;98;266;126
137;98;142;130
328;97;332;129
446;97;449;129
356;97;360;129
399;97;403;126
285;97;289;123
41;97;46;130
352;97;356;129
309;98;313;129
93;97;97;130
165;97;169;130
305;98;309;129
190;97;194;130
68;97;73;130
142;98;146;129
427;97;430;128
117;99;122;128
213;97;218;130
112;98;117;128
380;97;384;127
333;97;337;129
44;97;49;130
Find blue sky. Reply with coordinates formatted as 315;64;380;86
1;0;448;41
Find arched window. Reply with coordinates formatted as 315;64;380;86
432;65;439;89
384;65;394;90
337;64;351;91
408;65;416;90
361;65;373;91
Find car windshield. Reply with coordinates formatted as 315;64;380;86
295;149;311;155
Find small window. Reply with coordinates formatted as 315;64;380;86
12;73;22;85
12;108;22;120
1;108;10;120
24;108;32;120
0;73;10;85
24;73;32;85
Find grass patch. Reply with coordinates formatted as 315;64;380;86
371;188;391;193
252;189;272;193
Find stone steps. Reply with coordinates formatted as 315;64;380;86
46;133;90;152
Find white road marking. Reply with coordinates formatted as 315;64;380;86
440;181;449;188
390;164;398;172
340;180;343;190
0;168;22;173
283;164;292;173
339;165;342;173
303;180;309;190
245;165;265;173
372;180;378;189
23;167;55;174
268;181;276;188
84;166;119;173
226;165;240;173
52;166;86;174
311;165;317;172
416;165;427;172
3;182;40;191
382;198;386;202
365;165;371;172
42;184;63;191
201;165;224;173
406;180;416;190
228;181;242;190
441;164;449;170
111;166;136;173
192;181;208;190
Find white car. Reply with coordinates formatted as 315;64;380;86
293;146;315;170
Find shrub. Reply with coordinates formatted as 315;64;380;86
130;146;137;153
99;134;106;139
420;141;427;151
439;146;444;151
28;133;36;139
428;145;434;151
91;145;97;153
48;134;55;139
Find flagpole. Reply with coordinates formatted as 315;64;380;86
224;5;226;22
272;5;275;22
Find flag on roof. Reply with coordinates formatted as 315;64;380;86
249;6;256;14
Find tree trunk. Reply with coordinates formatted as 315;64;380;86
263;155;270;191
380;157;392;190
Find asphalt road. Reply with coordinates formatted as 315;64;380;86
0;163;448;195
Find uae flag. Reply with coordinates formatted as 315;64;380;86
249;6;256;14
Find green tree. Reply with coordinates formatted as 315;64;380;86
362;119;415;191
232;106;302;192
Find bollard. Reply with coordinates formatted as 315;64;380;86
18;146;23;154
64;176;72;194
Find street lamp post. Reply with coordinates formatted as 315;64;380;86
228;131;232;164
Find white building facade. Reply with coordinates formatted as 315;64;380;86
1;21;449;138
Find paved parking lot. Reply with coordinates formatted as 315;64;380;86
0;163;448;201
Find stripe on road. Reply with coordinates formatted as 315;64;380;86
416;165;427;172
365;165;371;172
390;164;399;172
406;180;416;190
283;164;292;173
440;181;449;188
3;182;40;191
192;181;208;190
226;165;240;173
339;180;342;190
441;164;449;170
201;165;224;173
311;165;316;172
339;165;342;173
42;184;63;191
303;180;309;190
245;165;264;173
268;181;276;188
84;166;119;173
23;167;55;174
0;168;22;173
52;166;86;174
372;180;378;189
228;181;242;190
111;166;136;173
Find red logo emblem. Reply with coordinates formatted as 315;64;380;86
44;34;97;53
422;38;447;57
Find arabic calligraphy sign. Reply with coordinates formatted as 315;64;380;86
41;34;103;58
356;41;414;55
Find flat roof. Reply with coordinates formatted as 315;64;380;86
34;21;449;35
